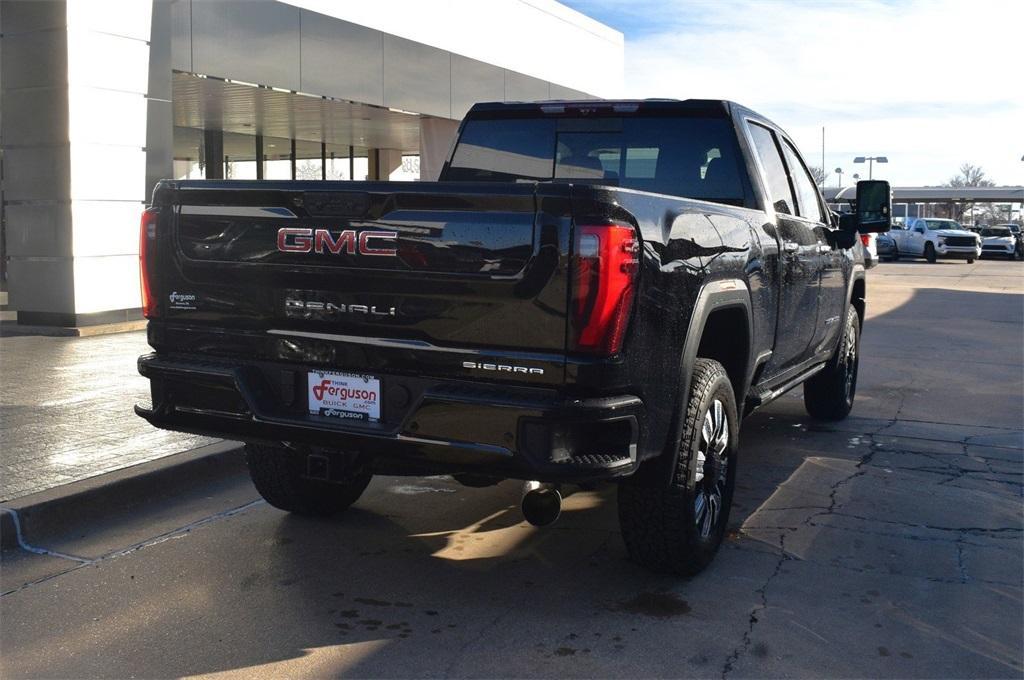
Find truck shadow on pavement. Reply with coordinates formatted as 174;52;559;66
194;286;1021;677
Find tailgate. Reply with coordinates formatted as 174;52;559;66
154;181;570;385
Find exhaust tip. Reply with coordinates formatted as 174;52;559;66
521;482;562;527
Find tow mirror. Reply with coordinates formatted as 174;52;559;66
854;179;892;233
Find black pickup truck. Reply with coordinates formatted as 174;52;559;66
137;99;890;574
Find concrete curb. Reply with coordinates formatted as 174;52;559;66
0;320;147;337
0;441;245;551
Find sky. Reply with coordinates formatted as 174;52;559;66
561;0;1023;187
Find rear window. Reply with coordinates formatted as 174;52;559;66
444;116;747;206
923;219;960;230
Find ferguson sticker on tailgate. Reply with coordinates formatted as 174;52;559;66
308;371;381;421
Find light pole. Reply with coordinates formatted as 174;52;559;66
853;155;888;179
834;167;844;189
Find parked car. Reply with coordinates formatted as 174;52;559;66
996;223;1024;260
876;232;896;260
980;226;1019;259
888;218;981;263
136;99;890;575
859;232;879;269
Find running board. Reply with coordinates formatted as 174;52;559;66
745;362;826;409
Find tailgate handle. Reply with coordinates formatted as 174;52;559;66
303;192;370;217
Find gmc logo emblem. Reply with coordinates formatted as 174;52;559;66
276;228;397;256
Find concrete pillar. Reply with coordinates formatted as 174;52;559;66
379;149;403;179
367;148;403;180
419;117;460;181
1;0;161;327
145;0;173;201
204;129;224;180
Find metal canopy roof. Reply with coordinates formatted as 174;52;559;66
827;186;1024;203
172;72;423;152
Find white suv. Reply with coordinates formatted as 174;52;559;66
889;218;981;263
980;226;1018;259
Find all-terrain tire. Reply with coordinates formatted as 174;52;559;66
804;306;860;421
245;443;371;516
925;243;937;263
618;358;738;575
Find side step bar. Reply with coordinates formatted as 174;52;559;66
745;362;826;410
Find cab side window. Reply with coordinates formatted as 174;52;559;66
780;140;824;223
748;122;795;215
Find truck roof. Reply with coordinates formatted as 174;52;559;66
464;98;778;130
467;98;733;116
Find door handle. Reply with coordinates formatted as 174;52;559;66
782;242;799;253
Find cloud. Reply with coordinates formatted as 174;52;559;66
566;0;1024;185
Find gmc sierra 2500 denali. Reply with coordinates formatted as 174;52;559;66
137;99;891;574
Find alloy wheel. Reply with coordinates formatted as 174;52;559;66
693;399;729;539
843;321;858;401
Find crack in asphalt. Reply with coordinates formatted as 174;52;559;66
828;511;1022;536
721;532;791;679
788;388;1021;542
731;534;1019;587
749;521;1021;554
797;384;914;527
955;536;970;584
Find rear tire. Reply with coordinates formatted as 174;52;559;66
804;307;860;421
618;358;738;575
925;243;937;263
891;245;899;261
245;443;371;516
967;258;975;264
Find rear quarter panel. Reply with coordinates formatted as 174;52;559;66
569;186;774;462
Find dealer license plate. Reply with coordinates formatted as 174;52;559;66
307;371;381;422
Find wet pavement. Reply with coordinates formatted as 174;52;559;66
1;259;1021;678
0;332;214;501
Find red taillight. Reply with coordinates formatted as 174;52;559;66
860;234;871;247
139;208;158;319
570;224;639;355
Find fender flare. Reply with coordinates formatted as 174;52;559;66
846;264;866;325
643;278;754;488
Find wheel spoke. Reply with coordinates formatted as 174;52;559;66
702;493;716;537
694;492;707;526
694;397;730;539
702;411;714;447
715;427;729;456
713;400;724;441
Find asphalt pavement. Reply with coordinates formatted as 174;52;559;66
1;259;1021;679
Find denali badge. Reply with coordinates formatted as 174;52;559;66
462;361;544;375
277;227;397;256
285;297;396;318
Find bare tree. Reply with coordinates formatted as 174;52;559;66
296;160;322;181
946;163;995;188
808;166;827;187
945;163;996;222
